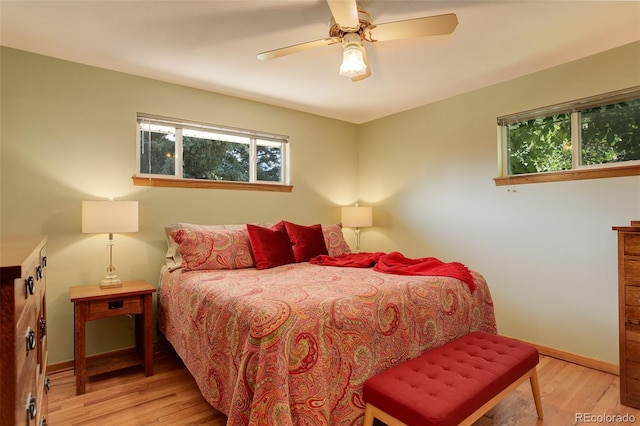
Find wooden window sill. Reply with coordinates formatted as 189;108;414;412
494;164;640;186
132;176;293;192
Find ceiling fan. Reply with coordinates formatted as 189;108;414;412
257;0;458;82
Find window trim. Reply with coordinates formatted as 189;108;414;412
137;113;289;144
497;86;640;125
132;175;293;192
495;86;640;185
134;113;291;191
494;163;640;186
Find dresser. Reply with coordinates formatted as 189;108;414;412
614;222;640;408
0;235;49;426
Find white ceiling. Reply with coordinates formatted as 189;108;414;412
1;1;638;124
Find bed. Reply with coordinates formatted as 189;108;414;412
157;222;496;425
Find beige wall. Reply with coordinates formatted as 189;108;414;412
358;41;640;364
0;47;359;364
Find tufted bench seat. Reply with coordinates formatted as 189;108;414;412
362;332;543;426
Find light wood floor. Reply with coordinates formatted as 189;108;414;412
48;342;640;425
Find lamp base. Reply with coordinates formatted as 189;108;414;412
100;274;122;289
354;227;362;253
101;244;122;288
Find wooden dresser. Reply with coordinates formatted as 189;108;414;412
614;222;640;408
0;235;49;426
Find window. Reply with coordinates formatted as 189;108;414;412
495;87;640;186
134;113;291;191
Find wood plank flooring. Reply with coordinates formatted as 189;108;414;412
48;342;226;425
48;342;640;425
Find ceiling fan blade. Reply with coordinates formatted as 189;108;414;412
257;38;338;60
370;13;458;42
327;0;359;29
351;47;371;82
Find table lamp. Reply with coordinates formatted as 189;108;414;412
341;204;373;253
82;200;139;288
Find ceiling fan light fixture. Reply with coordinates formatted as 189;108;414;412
257;1;457;81
339;33;367;77
339;46;367;77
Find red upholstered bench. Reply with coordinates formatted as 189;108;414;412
362;332;543;426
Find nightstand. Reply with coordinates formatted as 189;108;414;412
69;280;156;395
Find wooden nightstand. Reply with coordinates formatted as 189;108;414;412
69;280;156;395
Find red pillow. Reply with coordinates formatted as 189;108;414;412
247;221;296;269
284;221;328;262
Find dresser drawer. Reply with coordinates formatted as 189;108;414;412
627;286;640;324
628;286;640;305
87;295;143;320
624;260;640;285
13;261;38;324
15;301;38;376
626;360;640;408
627;325;640;361
15;363;37;426
628;308;640;325
36;316;48;374
37;351;49;426
625;233;640;256
35;245;47;304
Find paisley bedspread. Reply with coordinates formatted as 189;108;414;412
158;262;496;425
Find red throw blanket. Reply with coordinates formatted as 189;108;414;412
311;251;476;293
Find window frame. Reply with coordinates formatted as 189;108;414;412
495;86;640;186
133;113;292;192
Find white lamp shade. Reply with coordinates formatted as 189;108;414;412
339;46;367;77
341;206;373;228
82;201;139;234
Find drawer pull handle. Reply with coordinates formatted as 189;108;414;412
26;327;36;352
25;276;35;297
26;393;37;420
45;376;51;393
36;265;43;280
40;317;47;339
108;300;124;309
40;418;48;426
42;256;47;267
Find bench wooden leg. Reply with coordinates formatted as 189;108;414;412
530;368;544;419
364;403;408;426
363;404;374;426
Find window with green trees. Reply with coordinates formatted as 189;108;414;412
498;87;640;177
137;114;289;185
